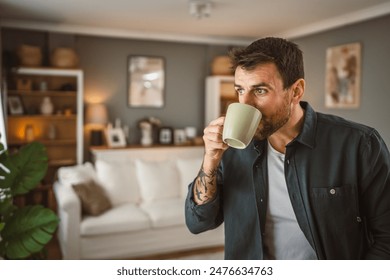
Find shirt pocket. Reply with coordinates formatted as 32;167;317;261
310;184;366;258
310;185;360;226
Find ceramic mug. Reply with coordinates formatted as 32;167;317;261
222;103;262;149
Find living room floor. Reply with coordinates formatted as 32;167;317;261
45;236;224;260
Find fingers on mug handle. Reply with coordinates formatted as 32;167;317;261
208;116;225;126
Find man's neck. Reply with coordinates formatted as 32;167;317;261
268;104;305;154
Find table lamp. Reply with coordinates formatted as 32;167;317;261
86;103;108;146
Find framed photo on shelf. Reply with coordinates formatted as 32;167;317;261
105;128;126;148
174;129;187;145
7;96;24;115
159;127;173;145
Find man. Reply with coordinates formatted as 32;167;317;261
185;37;390;259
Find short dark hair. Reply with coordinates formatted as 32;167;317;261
229;37;304;89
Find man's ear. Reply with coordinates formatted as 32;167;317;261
292;79;305;103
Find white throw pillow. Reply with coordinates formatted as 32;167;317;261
176;157;203;198
57;162;96;187
95;159;141;206
135;159;180;203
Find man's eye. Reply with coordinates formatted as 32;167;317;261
254;88;267;96
236;88;245;95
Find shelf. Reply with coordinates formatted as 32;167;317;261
8;90;77;97
13;67;82;77
42;139;77;146
48;159;77;167
8;139;77;146
7;114;77;120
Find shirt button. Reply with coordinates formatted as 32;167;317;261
286;159;290;165
357;217;362;223
329;188;336;195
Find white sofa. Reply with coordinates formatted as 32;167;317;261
53;145;224;259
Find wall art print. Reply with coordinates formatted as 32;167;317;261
128;56;165;108
325;42;361;109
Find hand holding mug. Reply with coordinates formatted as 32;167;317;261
203;117;229;163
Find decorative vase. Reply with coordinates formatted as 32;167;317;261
140;123;153;146
141;129;153;146
40;97;54;115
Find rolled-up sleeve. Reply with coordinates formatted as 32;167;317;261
185;179;224;234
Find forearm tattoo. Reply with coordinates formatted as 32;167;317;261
195;166;217;202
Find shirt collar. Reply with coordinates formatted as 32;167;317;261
290;101;317;149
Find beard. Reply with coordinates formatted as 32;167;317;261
253;96;292;141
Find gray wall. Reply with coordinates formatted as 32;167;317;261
1;28;234;147
77;36;209;143
2;14;390;147
293;15;390;146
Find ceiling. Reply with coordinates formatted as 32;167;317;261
1;0;390;45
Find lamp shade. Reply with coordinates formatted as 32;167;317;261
86;103;108;126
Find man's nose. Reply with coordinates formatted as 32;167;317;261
239;93;256;106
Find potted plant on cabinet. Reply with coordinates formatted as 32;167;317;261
0;141;59;259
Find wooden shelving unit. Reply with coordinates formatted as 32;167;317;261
5;67;84;209
205;75;237;126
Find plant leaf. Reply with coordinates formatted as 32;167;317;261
9;142;48;196
0;205;59;259
0;196;17;219
0;150;18;190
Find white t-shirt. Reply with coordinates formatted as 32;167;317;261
263;141;317;259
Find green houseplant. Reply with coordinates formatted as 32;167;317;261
0;141;59;259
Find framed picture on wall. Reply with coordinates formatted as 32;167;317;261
325;42;361;109
128;56;165;108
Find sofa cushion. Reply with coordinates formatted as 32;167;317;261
141;198;185;228
72;180;112;216
58;162;96;186
95;159;141;206
135;159;180;203
80;203;150;236
176;157;203;198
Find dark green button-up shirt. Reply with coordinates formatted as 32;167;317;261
185;102;390;259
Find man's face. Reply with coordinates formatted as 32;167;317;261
234;63;294;140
